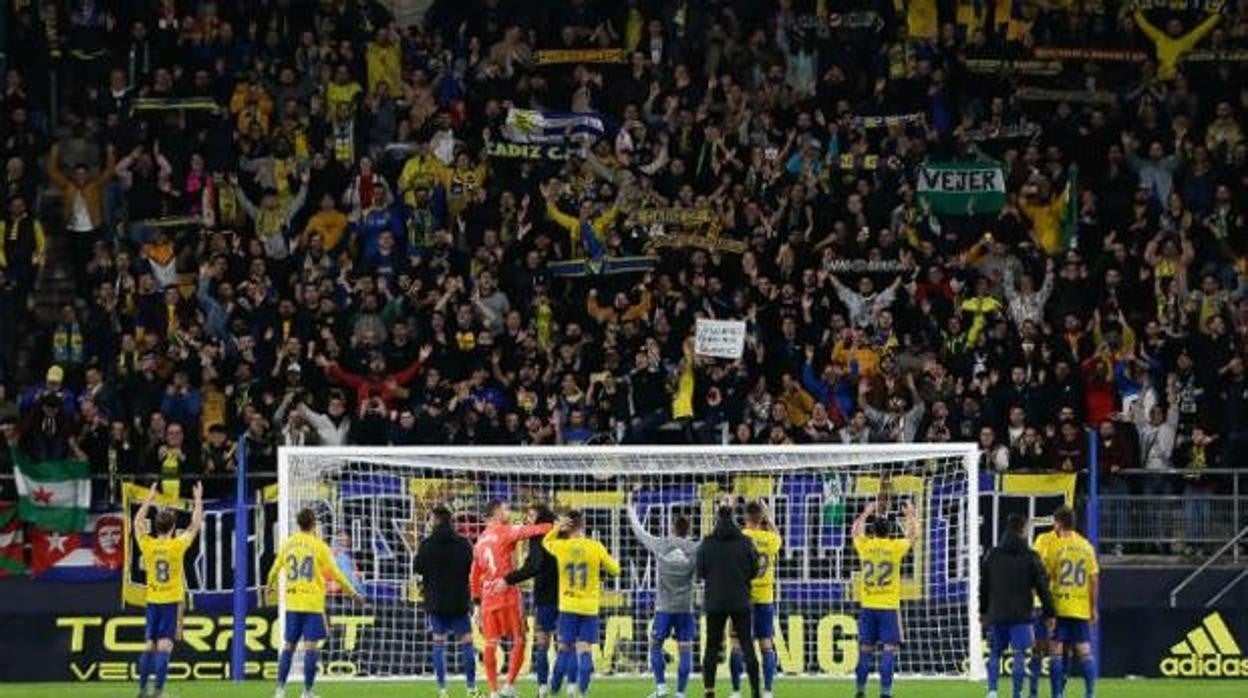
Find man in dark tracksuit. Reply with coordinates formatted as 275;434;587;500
504;503;558;696
413;505;480;696
980;514;1056;698
697;498;761;698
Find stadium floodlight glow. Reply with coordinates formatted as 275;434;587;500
276;444;983;682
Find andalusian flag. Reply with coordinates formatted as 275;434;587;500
12;450;91;532
0;504;27;576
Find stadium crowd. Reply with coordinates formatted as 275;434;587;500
0;0;1245;518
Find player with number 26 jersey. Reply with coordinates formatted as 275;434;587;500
1042;533;1098;621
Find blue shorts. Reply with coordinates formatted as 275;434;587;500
653;612;696;643
752;603;775;640
1032;613;1049;643
284;611;327;645
145;603;179;641
989;622;1034;653
557;612;601;645
429;613;471;637
1054;618;1090;645
535;604;559;633
858;609;901;646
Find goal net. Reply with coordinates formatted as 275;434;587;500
276;445;983;681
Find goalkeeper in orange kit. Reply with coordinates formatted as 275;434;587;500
471;500;554;698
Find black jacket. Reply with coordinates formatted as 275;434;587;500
696;510;759;613
980;531;1055;626
413;522;474;616
505;535;558;607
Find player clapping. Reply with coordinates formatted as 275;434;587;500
850;500;918;698
542;510;621;698
133;481;203;698
471;500;554;698
625;492;699;698
267;507;363;698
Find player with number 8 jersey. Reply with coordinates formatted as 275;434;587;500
133;482;204;698
541;511;621;698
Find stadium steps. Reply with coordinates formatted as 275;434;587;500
12;191;75;386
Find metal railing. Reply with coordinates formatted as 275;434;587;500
1095;468;1244;560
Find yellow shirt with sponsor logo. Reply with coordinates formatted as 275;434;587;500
744;528;783;604
267;531;358;613
542;528;621;615
853;535;911;610
1040;532;1098;620
139;532;194;604
1032;530;1058;608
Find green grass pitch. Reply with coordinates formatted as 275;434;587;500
0;679;1243;697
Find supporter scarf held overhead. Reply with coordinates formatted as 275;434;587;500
917;162;1007;216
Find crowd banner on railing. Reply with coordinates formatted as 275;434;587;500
533;48;626;65
0;503;27;577
916;161;1007;216
12;450;92;532
120;482;277;611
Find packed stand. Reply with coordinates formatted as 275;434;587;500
0;0;1244;531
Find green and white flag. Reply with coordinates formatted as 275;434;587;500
917;161;1007;216
12;450;91;532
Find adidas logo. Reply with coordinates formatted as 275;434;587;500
1160;612;1248;677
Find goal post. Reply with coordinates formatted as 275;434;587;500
275;444;984;682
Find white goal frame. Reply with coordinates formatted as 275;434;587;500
276;443;984;682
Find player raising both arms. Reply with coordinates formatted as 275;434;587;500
733;499;782;698
851;500;918;698
133;481;203;698
267;507;363;698
471;500;554;698
1042;507;1099;698
503;503;560;697
542;510;621;698
626;492;699;698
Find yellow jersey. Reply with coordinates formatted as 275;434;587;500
1040;532;1098;620
1032;530;1058;608
267;532;358;613
853;535;912;610
139;533;195;605
542;528;621;615
744;528;783;604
